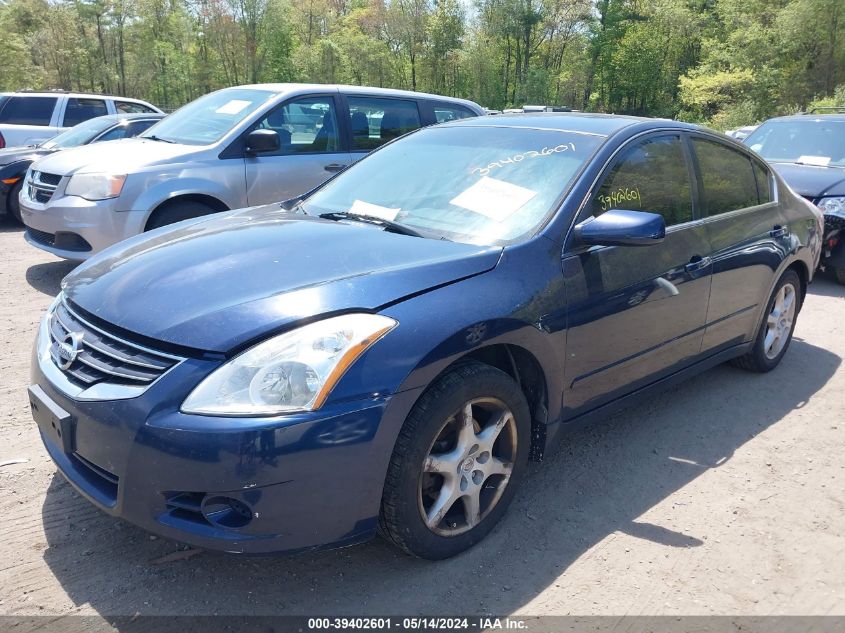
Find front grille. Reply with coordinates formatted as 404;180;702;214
26;227;55;247
48;298;182;388
27;170;62;204
38;172;62;186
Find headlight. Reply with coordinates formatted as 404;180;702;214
181;313;397;416
65;173;127;200
817;196;845;216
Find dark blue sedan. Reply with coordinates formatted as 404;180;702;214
29;114;822;559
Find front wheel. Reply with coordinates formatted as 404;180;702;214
7;180;23;224
732;269;801;373
379;362;531;559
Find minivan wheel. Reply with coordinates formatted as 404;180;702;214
732;269;801;373
145;199;217;231
7;181;23;224
379;362;530;559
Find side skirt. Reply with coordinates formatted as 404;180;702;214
539;342;752;459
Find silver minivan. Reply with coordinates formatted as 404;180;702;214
19;84;484;260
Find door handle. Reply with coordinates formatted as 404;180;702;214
770;225;788;238
324;163;347;173
685;255;711;273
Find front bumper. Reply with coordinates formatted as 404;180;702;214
19;181;144;260
30;328;422;554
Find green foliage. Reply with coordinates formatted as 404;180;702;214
0;0;841;120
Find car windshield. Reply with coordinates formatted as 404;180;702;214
139;88;275;146
745;119;845;167
301;125;603;245
40;117;117;149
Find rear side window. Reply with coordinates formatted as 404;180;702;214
115;100;156;114
753;160;773;203
0;96;57;126
348;97;421;150
433;104;475;123
63;98;108;127
692;138;759;215
588;135;693;227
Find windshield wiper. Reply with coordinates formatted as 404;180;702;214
319;211;425;238
144;135;175;144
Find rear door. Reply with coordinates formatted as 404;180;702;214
0;95;61;146
244;94;351;205
689;135;786;353
562;133;713;416
343;95;423;167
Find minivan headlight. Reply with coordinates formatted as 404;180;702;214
65;173;127;200
181;314;397;416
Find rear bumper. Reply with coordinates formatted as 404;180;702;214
31;339;423;554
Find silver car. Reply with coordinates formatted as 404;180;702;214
0;91;161;149
19;84;484;260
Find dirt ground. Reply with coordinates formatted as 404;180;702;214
0;216;843;619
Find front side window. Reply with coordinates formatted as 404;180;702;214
96;124;132;142
140;88;275;146
693;138;759;215
348;97;421;150
63;98;108;127
254;96;340;154
0;96;57;126
588;135;693;227
302;125;603;245
434;104;475;123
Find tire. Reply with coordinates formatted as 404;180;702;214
7;181;23;224
145;199;216;231
379;361;531;560
834;267;845;286
731;269;801;373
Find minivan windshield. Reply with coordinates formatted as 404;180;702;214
302;125;603;245
40;116;116;149
745;119;845;168
140;88;275;146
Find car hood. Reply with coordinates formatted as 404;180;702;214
0;146;50;168
29;138;200;177
771;162;845;198
63;207;502;353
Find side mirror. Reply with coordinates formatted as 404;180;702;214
245;129;280;154
574;209;666;247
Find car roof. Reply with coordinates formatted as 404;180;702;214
759;113;845;123
101;113;165;123
439;112;701;137
233;83;483;110
0;91;153;103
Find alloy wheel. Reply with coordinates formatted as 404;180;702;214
418;397;518;537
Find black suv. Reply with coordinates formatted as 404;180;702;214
744;108;845;283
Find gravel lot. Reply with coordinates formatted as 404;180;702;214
1;217;844;619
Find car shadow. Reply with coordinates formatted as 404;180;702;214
39;338;840;617
26;261;77;296
808;275;845;298
0;216;23;232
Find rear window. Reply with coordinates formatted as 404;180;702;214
434;104;475;123
0;96;57;126
63;98;108;126
115;100;157;114
692;138;760;215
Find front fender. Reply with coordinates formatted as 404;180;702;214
126;167;244;220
